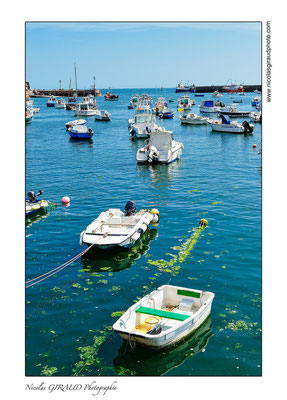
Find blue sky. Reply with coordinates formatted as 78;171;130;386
26;22;261;89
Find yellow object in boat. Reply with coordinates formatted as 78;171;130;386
135;316;161;333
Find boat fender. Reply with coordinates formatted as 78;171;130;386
79;231;85;246
199;219;208;228
151;214;159;224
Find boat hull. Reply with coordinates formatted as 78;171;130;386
69;131;93;139
209;123;244;133
137;143;183;164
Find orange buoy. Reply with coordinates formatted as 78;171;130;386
253;144;257;148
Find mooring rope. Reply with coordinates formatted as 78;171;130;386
25;244;94;288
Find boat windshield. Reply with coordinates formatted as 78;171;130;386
135;114;153;123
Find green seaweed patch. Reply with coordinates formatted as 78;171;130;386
41;365;58;376
225;320;255;331
115;366;136;376
97;280;108;285
111;311;125;318
212;201;222;205
109;286;121;292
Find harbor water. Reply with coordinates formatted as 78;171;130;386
26;88;261;376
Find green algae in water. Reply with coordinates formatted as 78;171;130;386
41;365;58;376
111;311;125;318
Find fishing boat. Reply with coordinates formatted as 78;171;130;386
73;102;97;116
129;106;160;139
79;200;159;249
55;98;66;109
25;190;49;218
199;99;225;113
177;95;194;112
179;113;208;125
136;127;183;164
175;82;196;93
68;124;93;139
219;106;251;118
222;81;244;93
65;119;86;129
140;93;153;106
207;115;254;133
46;96;57;107
82;94;97;108
154;97;167;115
94;110;111;121
113;284;214;349
159;109;174;119
105;88;119;101
128;94;140;109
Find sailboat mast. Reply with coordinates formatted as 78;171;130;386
74;63;78;95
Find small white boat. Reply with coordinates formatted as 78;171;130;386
94;110;111;121
212;90;223;97
82;94;97;108
250;111;262;123
207;115;254;133
25;190;49;218
199;99;225;113
55;98;66;108
136;127;183;163
130;106;160;139
80;201;159;249
73;103;97;116
128;94;140;109
219;106;250;118
65;119;86;129
113;284;215;349
179;113;208;125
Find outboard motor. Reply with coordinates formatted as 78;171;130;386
148;146;159;163
124;200;136;216
242;120;254;133
27;190;43;203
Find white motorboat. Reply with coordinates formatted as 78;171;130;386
79;201;159;249
82;94;97;108
25;190;49;218
179;113;208;125
250;111;262;123
55;98;66;108
219;106;250;118
129;105;160;139
73;102;97;116
46;96;57;107
207;115;254;133
177;95;195;113
65;119;86;129
199;99;225;113
128;94;140;109
212;90;223;97
94;110;111;121
136;127;183;163
113;284;214;349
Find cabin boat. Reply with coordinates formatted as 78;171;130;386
65;119;86;129
94;110;111;121
179;113;208;125
25;190;49;218
68;124;93;139
46;96;57;107
105;89;119;101
136;127;183;164
128;94;140;109
55;98;66;108
219;106;250;118
129;108;160;139
207;115;254;133
82;94;97;108
79;201;159;250
159;109;174;119
154;97;167;115
199;99;225;113
222;83;244;93
175;82;196;93
66;94;78;110
140;94;153;106
73;103;97;116
177;95;194;111
113;284;214;349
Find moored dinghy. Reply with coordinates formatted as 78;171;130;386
80;201;159;250
179;113;208;125
207;114;254;133
65;119;86;129
113;284;215;349
68;124;93;139
25;190;49;218
94;110;111;121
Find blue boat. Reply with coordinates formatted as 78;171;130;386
159;109;174;119
68;124;93;139
47;96;57;107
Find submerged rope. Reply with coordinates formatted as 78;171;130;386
25;244;94;288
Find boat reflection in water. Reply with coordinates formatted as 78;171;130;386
81;228;158;273
113;316;213;376
137;161;182;185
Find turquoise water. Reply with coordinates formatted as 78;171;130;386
25;89;261;376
